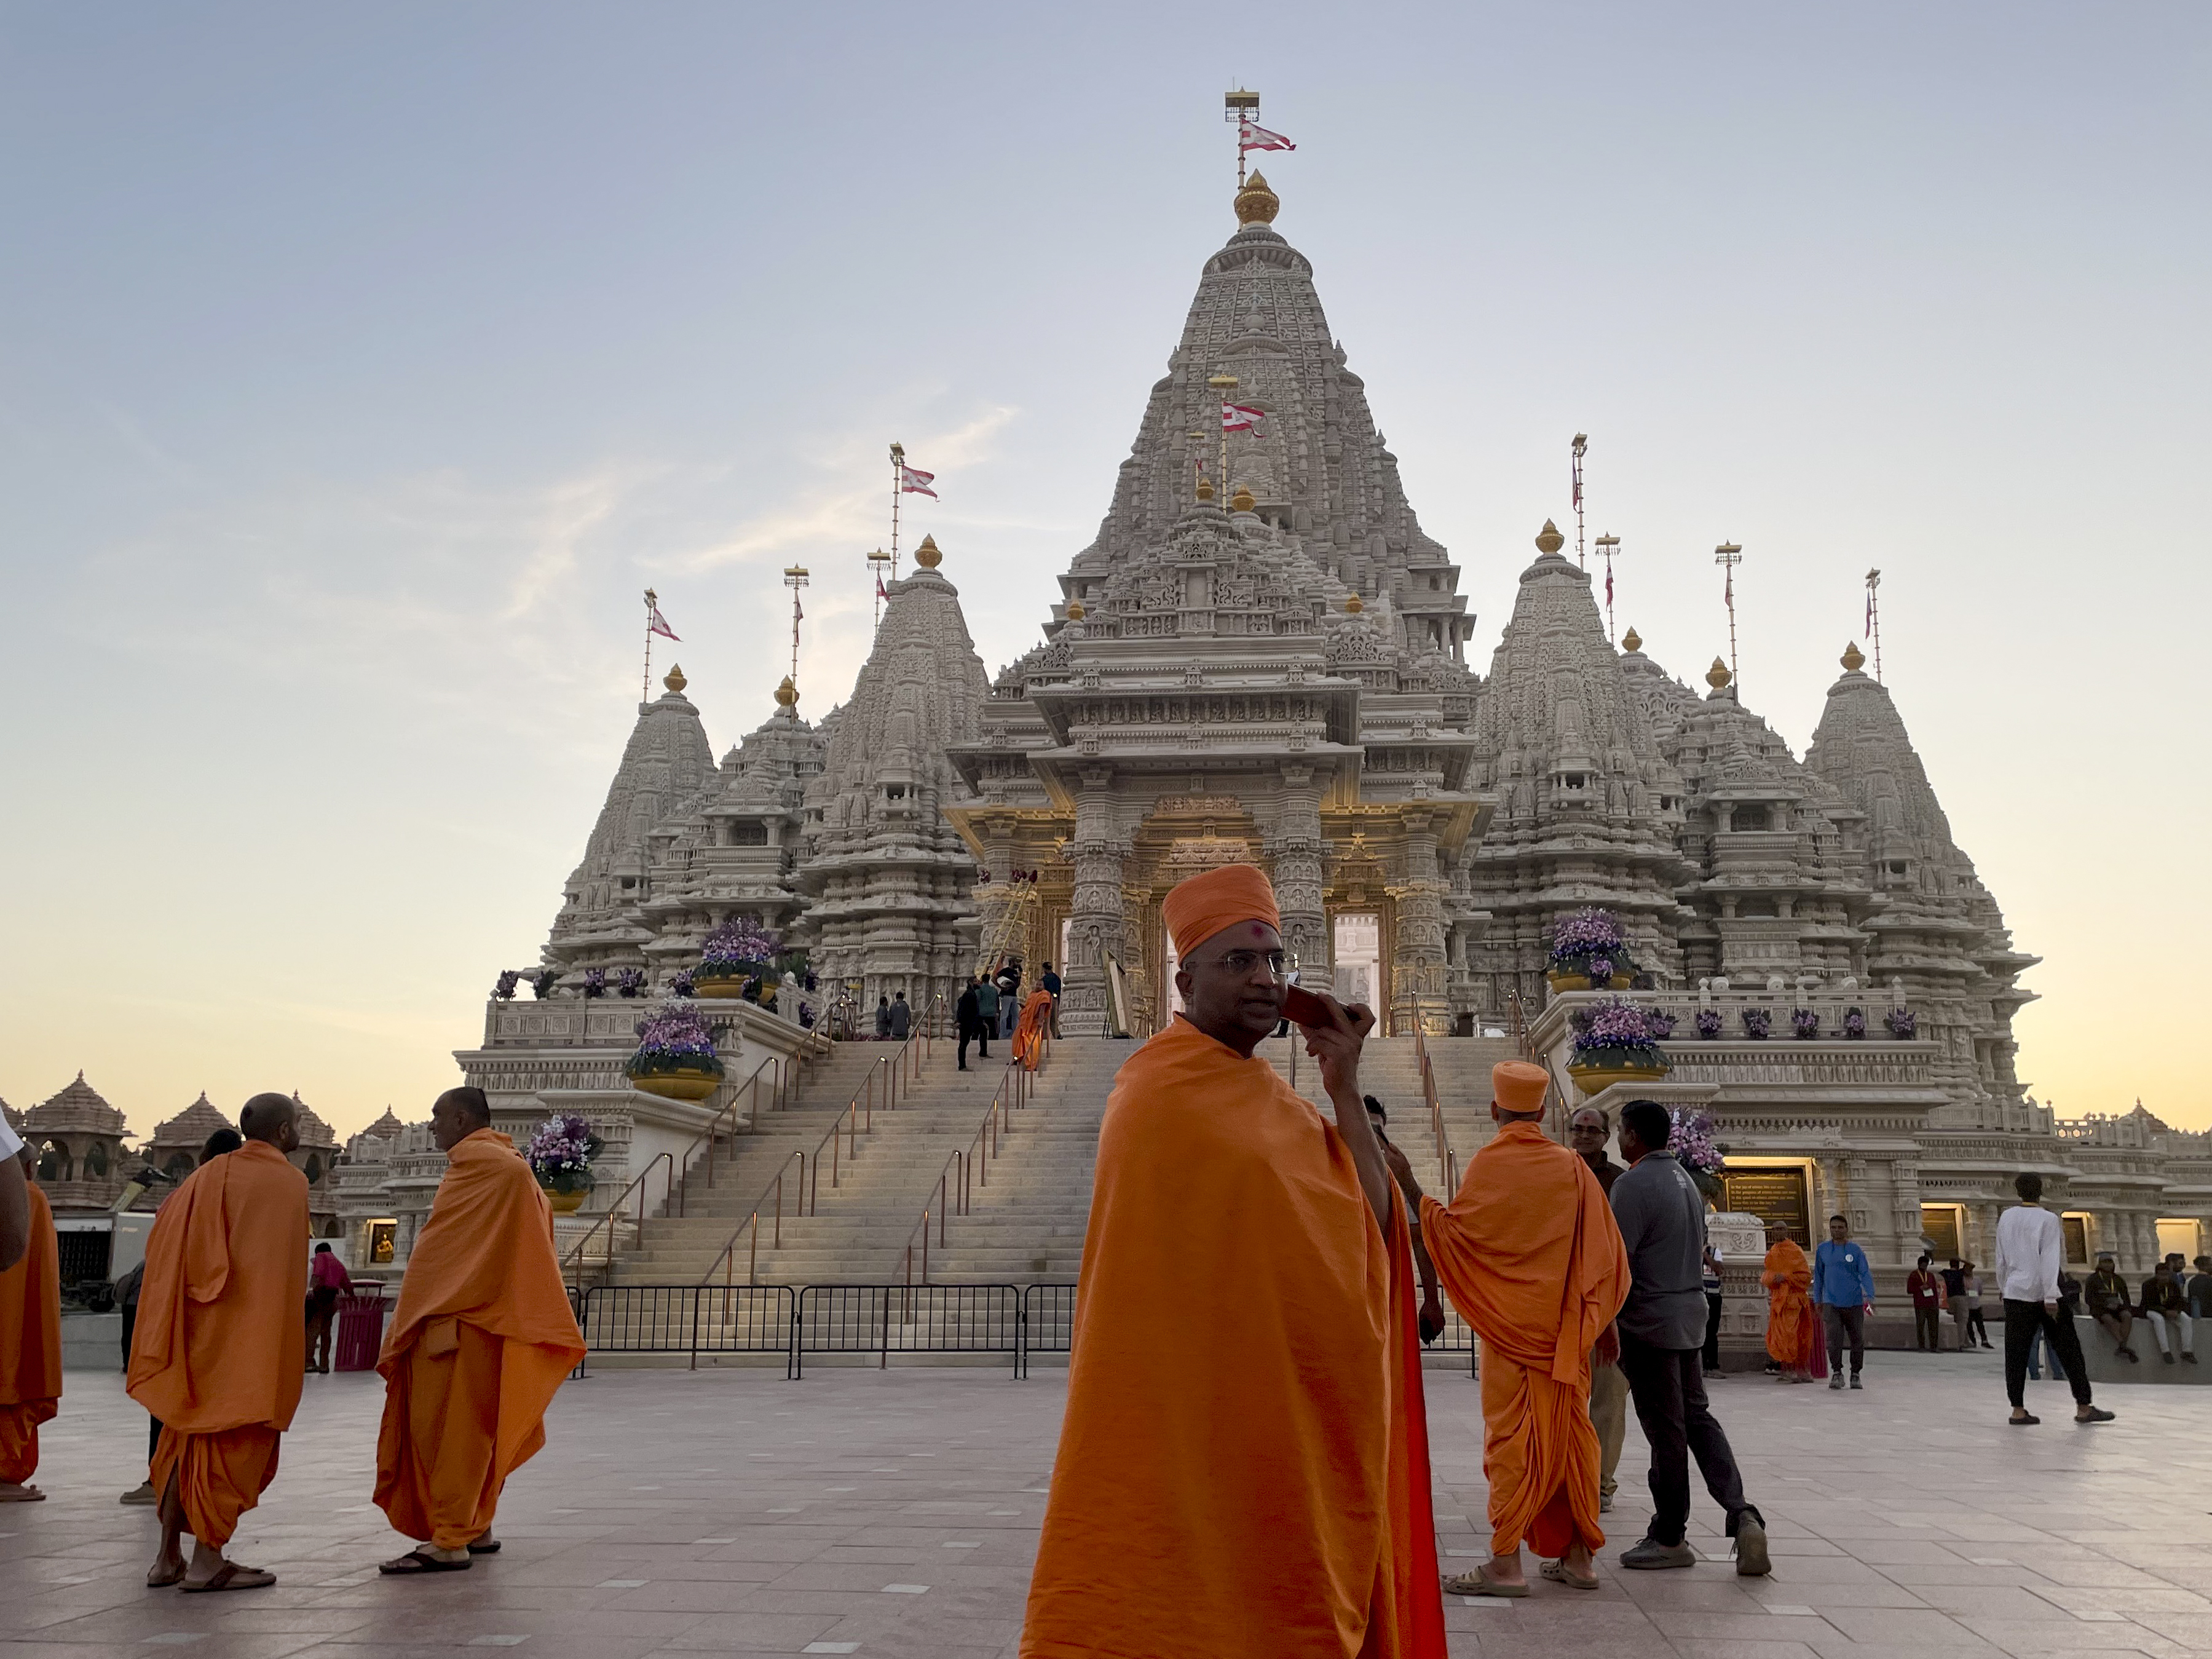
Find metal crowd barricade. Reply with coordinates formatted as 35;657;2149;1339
1018;1281;1078;1379
793;1283;1023;1377
572;1284;797;1378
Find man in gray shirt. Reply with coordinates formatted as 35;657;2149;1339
1608;1099;1769;1576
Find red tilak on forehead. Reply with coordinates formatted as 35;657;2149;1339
1246;923;1270;940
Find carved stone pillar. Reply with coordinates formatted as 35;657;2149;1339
1388;805;1450;1033
1062;767;1126;1035
1266;765;1330;991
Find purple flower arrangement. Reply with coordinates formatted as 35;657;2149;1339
1886;1007;1918;1039
1648;1010;1678;1039
1843;1007;1868;1040
1568;999;1670;1073
1791;1007;1820;1040
625;1001;724;1080
616;967;647;999
525;1113;603;1194
1695;1008;1723;1040
1547;908;1639;986
582;967;608;999
1741;1007;1771;1040
698;916;782;980
492;970;521;1001
671;968;696;998
1669;1108;1729;1201
530;969;560;1000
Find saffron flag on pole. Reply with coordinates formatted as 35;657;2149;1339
875;576;888;601
1222;403;1265;432
899;463;938;499
647;597;680;641
1237;118;1296;155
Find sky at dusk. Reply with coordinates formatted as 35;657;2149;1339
2;3;2206;1138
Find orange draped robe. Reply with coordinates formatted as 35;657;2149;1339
1762;1240;1815;1369
0;1184;61;1483
1419;1121;1630;1561
1011;989;1054;1070
126;1141;308;1546
1022;1016;1446;1659
374;1129;585;1551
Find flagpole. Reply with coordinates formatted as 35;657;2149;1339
1865;568;1883;683
783;564;810;689
1595;534;1620;644
1715;543;1744;688
1207;373;1237;499
1571;434;1588;568
888;441;904;580
1226;88;1260;189
642;587;657;702
869;548;891;631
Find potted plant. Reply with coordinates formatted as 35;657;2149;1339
1843;1007;1868;1040
492;970;520;1001
1670;1109;1729;1205
530;969;560;1000
1695;1008;1723;1040
624;1001;726;1101
671;968;696;998
617;967;646;999
1791;1007;1820;1040
582;967;608;999
526;1114;603;1215
1741;1007;1771;1040
693;916;781;999
1566;999;1672;1095
1546;908;1638;993
1886;1007;1917;1039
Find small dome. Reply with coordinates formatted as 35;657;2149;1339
1841;641;1866;672
1196;475;1215;502
914;534;942;570
1230;483;1256;513
1234;170;1279;225
663;664;687;693
1345;593;1364;615
1621;626;1643;653
1065;599;1087;622
775;675;799;708
1535;520;1566;556
1706;657;1732;691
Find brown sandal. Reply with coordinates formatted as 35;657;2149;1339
181;1562;276;1592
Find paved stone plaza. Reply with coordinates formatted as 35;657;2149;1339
3;1355;2208;1658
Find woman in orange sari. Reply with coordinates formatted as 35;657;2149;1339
1011;988;1055;1070
1761;1224;1817;1382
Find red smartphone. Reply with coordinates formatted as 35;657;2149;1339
1281;984;1334;1027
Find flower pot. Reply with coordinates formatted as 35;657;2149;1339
545;1187;588;1215
1547;970;1633;994
630;1067;721;1101
692;975;748;1000
1567;1045;1671;1096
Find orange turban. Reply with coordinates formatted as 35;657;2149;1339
1161;863;1281;958
1493;1061;1550;1115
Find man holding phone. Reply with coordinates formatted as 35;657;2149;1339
1022;863;1445;1658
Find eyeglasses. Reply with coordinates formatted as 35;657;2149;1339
1198;949;1290;979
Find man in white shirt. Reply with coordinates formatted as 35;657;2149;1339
1994;1172;2113;1426
0;1115;28;1273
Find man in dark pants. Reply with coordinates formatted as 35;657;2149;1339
1994;1171;2112;1425
1907;1254;1943;1352
1606;1099;1769;1576
1700;1245;1725;1376
955;978;986;1070
1812;1214;1876;1390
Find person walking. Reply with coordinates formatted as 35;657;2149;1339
1994;1172;2112;1425
2083;1255;2140;1362
2189;1256;2212;1323
305;1244;353;1375
1566;1106;1629;1513
995;962;1022;1039
1812;1214;1876;1390
955;978;984;1071
1607;1099;1769;1576
973;975;1001;1058
888;991;911;1043
2138;1261;2195;1364
1940;1258;1971;1352
1039;962;1063;1039
1906;1254;1943;1352
1761;1227;1816;1384
1962;1262;1993;1349
1700;1245;1726;1377
873;997;892;1040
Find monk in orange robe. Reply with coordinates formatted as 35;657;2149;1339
1022;863;1445;1658
130;1094;308;1591
1412;1061;1630;1596
0;1146;61;1502
1762;1226;1816;1382
1009;988;1054;1070
376;1087;585;1574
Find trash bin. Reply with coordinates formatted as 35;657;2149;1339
333;1289;390;1372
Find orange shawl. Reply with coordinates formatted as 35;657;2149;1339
127;1142;308;1433
1011;989;1054;1070
1762;1240;1815;1366
374;1129;585;1538
1420;1121;1630;1559
0;1183;61;1413
1022;1016;1445;1659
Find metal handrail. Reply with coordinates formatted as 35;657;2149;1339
559;1150;674;1285
1409;993;1460;1196
898;1028;1051;1285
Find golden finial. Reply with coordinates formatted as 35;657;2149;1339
1230;482;1256;513
1065;599;1087;622
1345;593;1364;615
774;675;798;708
1841;640;1865;673
1196;475;1215;502
1234;170;1279;225
1706;656;1732;691
1535;520;1565;556
914;534;942;570
663;663;687;693
1621;626;1642;653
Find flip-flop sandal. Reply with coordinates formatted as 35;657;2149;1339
467;1538;502;1554
1540;1559;1600;1590
1444;1565;1530;1598
379;1549;472;1575
181;1562;276;1592
146;1566;187;1588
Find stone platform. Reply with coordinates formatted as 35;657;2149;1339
3;1353;2208;1657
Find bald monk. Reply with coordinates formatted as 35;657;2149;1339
1009;987;1054;1071
0;1115;28;1273
0;1146;60;1502
1022;863;1446;1658
376;1087;585;1575
1761;1225;1816;1382
1403;1061;1629;1596
130;1094;308;1591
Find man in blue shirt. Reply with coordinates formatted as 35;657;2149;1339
1812;1214;1878;1390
